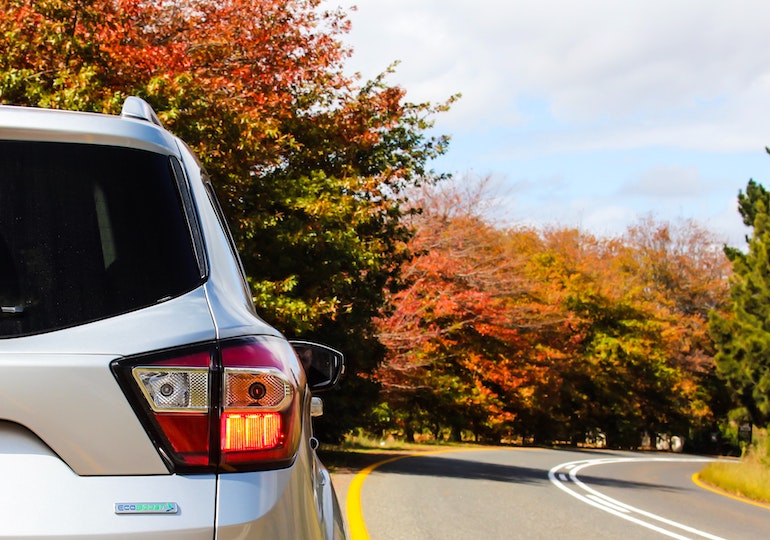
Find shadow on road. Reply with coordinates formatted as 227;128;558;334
379;453;548;485
321;446;692;493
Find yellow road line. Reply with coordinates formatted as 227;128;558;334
345;447;496;540
346;454;406;540
692;473;770;511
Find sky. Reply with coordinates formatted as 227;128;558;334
327;0;770;246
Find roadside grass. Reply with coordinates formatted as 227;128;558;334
699;429;770;504
699;459;770;504
316;447;394;473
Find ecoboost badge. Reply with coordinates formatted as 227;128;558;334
115;502;179;514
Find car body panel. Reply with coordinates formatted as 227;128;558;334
0;288;216;356
216;436;344;540
176;145;277;341
0;352;168;475
0;422;216;539
0;289;220;476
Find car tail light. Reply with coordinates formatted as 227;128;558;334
111;336;303;473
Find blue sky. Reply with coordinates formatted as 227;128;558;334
329;0;770;246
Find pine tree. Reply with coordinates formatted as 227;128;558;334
710;179;770;427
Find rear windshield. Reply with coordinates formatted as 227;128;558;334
0;141;203;338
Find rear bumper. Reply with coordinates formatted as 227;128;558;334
0;424;215;539
0;423;343;539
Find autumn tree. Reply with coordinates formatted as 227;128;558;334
527;219;730;447
376;179;570;442
375;181;513;441
710;179;770;428
620;219;732;438
0;0;452;439
377;178;731;447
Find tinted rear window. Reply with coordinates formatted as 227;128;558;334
0;141;203;337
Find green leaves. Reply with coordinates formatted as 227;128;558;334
1;0;452;440
711;178;770;428
378;181;731;445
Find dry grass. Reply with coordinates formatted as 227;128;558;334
699;460;770;503
699;430;770;504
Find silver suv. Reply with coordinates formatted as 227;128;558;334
0;97;346;539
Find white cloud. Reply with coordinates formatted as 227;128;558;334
712;196;750;247
622;166;702;198
327;0;770;241
580;204;639;238
339;0;770;151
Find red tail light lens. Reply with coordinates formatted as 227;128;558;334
111;336;303;473
127;351;212;468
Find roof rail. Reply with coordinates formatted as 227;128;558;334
120;96;163;127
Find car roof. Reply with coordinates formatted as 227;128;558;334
0;100;181;156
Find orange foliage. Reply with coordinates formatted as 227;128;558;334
376;180;731;445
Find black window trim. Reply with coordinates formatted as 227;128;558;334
169;156;208;280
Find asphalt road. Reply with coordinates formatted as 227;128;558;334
336;447;770;540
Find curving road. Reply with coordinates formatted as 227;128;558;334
340;448;770;540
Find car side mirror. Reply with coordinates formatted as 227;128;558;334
289;341;345;392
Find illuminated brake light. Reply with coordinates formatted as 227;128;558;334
220;369;292;453
111;336;303;473
219;356;299;468
222;412;283;451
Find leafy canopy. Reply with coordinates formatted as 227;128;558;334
0;0;454;439
377;179;730;445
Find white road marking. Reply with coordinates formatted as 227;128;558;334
548;457;725;540
586;494;631;513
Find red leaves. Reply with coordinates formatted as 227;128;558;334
375;179;732;443
1;0;351;115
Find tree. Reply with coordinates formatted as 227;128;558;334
555;220;730;447
620;218;732;439
0;0;452;439
375;182;517;441
375;179;572;442
377;180;731;447
710;179;770;428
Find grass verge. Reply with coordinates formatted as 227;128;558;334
699;460;770;504
699;429;770;504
